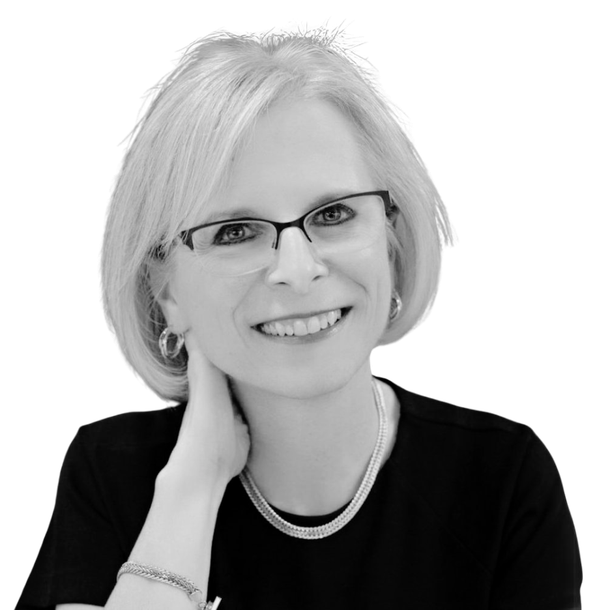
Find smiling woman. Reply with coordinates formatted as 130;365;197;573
15;29;581;610
101;32;450;402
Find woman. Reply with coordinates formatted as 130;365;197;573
17;30;581;609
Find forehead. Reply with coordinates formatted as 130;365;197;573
209;99;374;221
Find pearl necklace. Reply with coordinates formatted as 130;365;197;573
238;379;388;539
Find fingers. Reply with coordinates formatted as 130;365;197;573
168;331;250;482
183;331;205;417
184;330;209;388
184;333;245;418
225;375;248;421
184;332;229;400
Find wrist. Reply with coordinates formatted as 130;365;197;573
155;464;228;510
127;472;224;586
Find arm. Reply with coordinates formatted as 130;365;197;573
102;477;223;609
57;606;103;609
86;333;248;610
490;431;582;609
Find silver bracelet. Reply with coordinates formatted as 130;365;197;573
117;561;221;610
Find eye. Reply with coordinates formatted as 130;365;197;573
311;203;355;226
212;222;261;246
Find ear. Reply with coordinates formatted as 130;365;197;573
157;285;189;333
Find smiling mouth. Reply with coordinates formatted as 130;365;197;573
255;307;351;338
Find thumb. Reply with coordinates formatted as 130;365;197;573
184;331;228;398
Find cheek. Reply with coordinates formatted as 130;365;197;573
342;240;393;299
331;243;392;343
183;290;249;375
177;271;248;349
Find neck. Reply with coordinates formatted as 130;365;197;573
232;361;380;516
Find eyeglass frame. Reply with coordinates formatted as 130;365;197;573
179;190;398;252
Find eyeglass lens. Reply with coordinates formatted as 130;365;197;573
189;193;386;276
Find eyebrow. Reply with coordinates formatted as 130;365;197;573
201;190;358;224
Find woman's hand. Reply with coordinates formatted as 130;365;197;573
160;331;251;493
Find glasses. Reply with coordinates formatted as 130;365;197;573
179;190;396;277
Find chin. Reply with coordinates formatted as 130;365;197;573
238;348;371;401
217;307;385;399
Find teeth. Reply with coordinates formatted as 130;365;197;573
307;317;321;334
259;309;345;337
293;320;308;336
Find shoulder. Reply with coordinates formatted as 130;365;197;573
377;378;582;602
378;376;557;497
60;404;188;495
384;377;530;435
58;405;188;505
74;403;186;448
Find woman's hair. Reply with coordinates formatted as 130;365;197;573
102;29;452;402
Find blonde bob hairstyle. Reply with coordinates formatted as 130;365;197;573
102;29;452;402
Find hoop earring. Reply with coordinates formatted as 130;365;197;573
389;292;402;322
159;328;185;360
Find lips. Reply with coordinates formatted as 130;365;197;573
254;307;352;344
252;307;351;329
253;307;352;338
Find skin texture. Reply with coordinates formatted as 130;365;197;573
159;98;398;516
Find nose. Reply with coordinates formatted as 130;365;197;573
265;227;329;293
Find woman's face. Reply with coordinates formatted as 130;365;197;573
163;99;393;398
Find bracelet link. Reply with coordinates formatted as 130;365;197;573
117;561;221;609
188;589;222;609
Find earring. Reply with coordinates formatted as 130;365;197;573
159;327;185;359
389;292;402;322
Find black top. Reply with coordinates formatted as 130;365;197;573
16;379;582;609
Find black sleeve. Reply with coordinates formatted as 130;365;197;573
490;431;582;610
16;430;126;609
